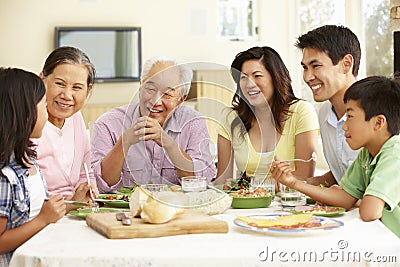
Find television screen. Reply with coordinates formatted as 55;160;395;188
55;27;141;82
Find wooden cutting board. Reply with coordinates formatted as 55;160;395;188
86;211;228;239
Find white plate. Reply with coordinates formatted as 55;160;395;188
234;213;344;236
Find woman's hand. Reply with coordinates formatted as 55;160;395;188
72;182;93;202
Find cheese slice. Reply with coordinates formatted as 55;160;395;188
237;213;313;227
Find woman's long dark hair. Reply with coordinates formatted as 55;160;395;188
230;46;299;136
0;68;46;177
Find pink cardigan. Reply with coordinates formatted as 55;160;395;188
34;112;96;196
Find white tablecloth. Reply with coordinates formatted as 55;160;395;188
9;200;400;267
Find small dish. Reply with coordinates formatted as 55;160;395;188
69;207;121;219
231;195;273;209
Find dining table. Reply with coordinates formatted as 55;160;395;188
9;199;400;267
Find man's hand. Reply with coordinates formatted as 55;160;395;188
132;116;166;147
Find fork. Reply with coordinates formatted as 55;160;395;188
83;162;99;212
280;152;317;163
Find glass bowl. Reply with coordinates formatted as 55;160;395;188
181;176;207;192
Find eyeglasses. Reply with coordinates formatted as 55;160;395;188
142;84;181;102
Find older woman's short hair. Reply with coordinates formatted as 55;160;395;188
141;57;193;98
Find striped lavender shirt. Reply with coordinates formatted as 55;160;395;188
91;103;216;193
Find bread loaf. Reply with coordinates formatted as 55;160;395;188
129;186;151;217
140;191;187;224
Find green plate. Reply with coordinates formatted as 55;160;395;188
117;186;137;194
231;195;273;209
96;194;130;208
291;206;346;217
69;208;121;219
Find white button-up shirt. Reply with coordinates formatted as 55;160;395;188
318;102;360;182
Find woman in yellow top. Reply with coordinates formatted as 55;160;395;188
216;46;319;183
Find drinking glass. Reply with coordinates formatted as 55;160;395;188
181;176;207;192
141;184;169;193
280;184;306;207
250;172;275;195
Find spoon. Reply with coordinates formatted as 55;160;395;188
280;152;317;163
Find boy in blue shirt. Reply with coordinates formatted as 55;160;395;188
272;76;400;237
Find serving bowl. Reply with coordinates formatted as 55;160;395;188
231;195;273;209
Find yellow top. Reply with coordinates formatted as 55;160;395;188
217;100;319;175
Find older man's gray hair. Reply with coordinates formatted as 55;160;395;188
140;57;193;98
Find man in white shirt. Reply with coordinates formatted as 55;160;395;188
295;25;361;185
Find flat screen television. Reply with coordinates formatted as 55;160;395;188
55;26;142;83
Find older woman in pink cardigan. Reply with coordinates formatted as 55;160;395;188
34;47;98;211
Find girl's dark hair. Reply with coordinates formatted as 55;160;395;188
344;76;400;135
0;68;46;177
42;46;95;87
230;46;299;136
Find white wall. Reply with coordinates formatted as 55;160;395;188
0;0;299;105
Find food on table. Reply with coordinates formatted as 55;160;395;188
222;173;251;191
129;186;151;217
104;195;130;201
169;185;181;192
229;188;273;209
229;187;270;198
294;204;341;213
129;186;232;223
236;213;322;229
115;212;132;225
140;191;186;224
185;189;232;215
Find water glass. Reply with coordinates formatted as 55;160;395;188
141;184;169;193
250;173;275;195
280;184;306;207
181;176;207;192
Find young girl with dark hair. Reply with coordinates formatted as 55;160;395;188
0;68;65;266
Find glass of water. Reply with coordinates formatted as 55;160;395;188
250;172;275;195
280;184;306;207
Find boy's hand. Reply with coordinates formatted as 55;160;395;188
38;195;65;224
271;155;296;187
